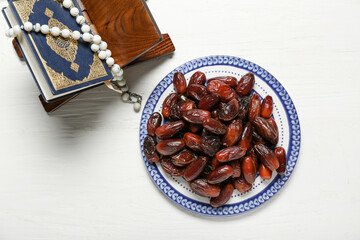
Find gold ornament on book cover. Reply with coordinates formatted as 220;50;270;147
13;1;109;91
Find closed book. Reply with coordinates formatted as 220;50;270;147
3;0;113;102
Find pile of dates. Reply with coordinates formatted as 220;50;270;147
143;71;286;207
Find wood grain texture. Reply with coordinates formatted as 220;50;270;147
12;38;22;58
80;0;163;66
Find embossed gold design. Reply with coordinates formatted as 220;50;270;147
71;62;79;72
38;54;108;91
13;0;39;23
44;8;53;18
45;9;79;72
83;54;108;82
14;2;110;91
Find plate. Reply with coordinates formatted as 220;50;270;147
139;55;301;216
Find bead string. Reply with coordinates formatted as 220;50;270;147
5;0;142;112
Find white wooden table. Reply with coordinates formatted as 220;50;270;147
0;0;359;239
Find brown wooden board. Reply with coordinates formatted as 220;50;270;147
79;0;164;67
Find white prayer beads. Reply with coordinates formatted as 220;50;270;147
4;0;142;109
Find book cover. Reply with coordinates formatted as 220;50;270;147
7;0;113;96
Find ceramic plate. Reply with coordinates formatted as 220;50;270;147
139;55;301;216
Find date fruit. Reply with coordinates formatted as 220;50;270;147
222;119;243;147
155;120;185;139
143;136;159;163
254;143;279;171
242;156;257;184
183;132;203;152
147;112;162;136
188;123;202;133
171;149;197;166
259;164;272;180
232;176;252;193
201;130;221;157
189;179;220;197
236;72;255;96
198;93;220;110
219;98;240;121
238;122;253;151
162;93;178;118
248;93;261;122
184;156;208;181
230;159;241;178
207;80;237;102
183;109;211;124
160;157;184;176
173;72;187;94
216;146;247;162
156;139;185;156
237;96;251;120
252;116;278;146
261;95;273;119
207;165;234;184
275;147;287;174
187;84;208;101
208;76;238;88
210;182;234;207
203;117;227;135
189;71;206;86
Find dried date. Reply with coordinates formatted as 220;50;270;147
210;182;234;207
183;132;203;152
219;98;240;121
254;143;279;171
236;72;255;96
173;72;187;94
184;156;208;181
155;120;185;139
252;116;278;146
201;130;221;157
232;176;252;193
275;147;286;174
189;71;206;86
207;165;234;184
156;139;185;156
198;93;220;110
242;156;257;184
222;119;243;147
248;93;261;122
216;146;247;162
208;76;238;88
259;164;272;180
160;157;185;176
207;80;237;102
183;109;211;124
203;117;227;135
171;148;197;166
237;96;251;120
143;136;159;163
147;112;162;136
189;179;220;197
238;122;253;151
162;93;178;118
261;95;273;119
187;84;208;101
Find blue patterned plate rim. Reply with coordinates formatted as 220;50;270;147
139;55;301;216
